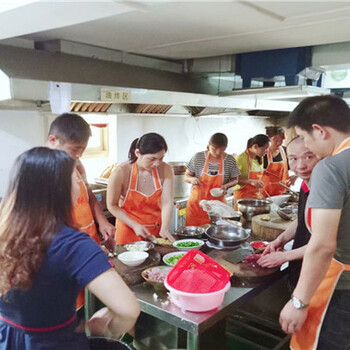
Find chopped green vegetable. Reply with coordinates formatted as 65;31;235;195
165;254;185;265
176;241;201;247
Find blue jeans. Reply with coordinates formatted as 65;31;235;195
318;289;350;349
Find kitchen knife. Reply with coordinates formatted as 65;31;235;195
223;244;254;264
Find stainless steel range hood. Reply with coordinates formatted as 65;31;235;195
0;44;331;116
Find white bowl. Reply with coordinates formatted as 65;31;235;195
270;194;291;207
173;239;204;251
162;252;186;266
117;251;149;267
164;280;231;312
210;188;224;197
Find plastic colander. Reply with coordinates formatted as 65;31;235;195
165;250;230;293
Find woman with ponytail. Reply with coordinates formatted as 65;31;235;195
107;133;174;244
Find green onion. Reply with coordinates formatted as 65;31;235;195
165;254;185;265
176;241;201;247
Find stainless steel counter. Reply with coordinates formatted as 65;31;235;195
131;272;284;350
131;283;251;335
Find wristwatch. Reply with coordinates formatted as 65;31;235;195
291;295;309;309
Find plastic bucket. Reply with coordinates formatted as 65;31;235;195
166;250;230;293
88;337;132;350
164;280;231;312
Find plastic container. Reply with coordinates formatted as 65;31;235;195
164;279;231;312
270;194;291;207
166;250;230;293
210;187;224;197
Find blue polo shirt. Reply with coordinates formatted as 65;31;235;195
0;225;112;350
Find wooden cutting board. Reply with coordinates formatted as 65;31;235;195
207;249;279;282
252;213;295;241
111;246;161;285
230;261;279;282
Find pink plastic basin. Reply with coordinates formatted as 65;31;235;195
164;280;231;312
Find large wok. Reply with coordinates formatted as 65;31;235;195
206;225;250;248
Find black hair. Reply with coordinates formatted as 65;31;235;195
208;133;228;148
288;95;350;133
247;134;270;149
0;147;75;296
128;133;168;163
48;113;92;144
265;126;284;138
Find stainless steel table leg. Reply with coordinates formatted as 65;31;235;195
134;312;182;349
187;319;226;350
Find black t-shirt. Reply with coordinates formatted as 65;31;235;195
288;184;311;288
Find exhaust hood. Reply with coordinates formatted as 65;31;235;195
220;85;330;100
0;44;331;116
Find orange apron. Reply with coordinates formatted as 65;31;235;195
115;163;162;244
291;137;350;350
261;147;288;196
186;152;226;226
72;170;100;310
234;151;264;210
72;171;100;244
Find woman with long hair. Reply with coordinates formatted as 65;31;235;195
234;134;270;208
0;147;139;350
107;133;174;244
185;133;240;226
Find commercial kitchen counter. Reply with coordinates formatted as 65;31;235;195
130;270;285;350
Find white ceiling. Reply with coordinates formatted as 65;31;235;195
1;1;350;60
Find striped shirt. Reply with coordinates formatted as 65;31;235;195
186;151;240;184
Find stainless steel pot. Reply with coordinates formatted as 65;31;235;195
168;162;187;175
168;162;191;198
237;198;273;221
205;225;250;248
173;174;191;198
175;226;205;239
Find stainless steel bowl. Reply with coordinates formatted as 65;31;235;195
205;225;250;247
237;198;273;221
124;241;154;252
175;226;205;239
277;206;298;221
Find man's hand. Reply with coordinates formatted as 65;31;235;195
262;239;284;255
258;251;287;268
279;299;308;334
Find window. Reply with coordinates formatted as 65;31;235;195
84;124;109;158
